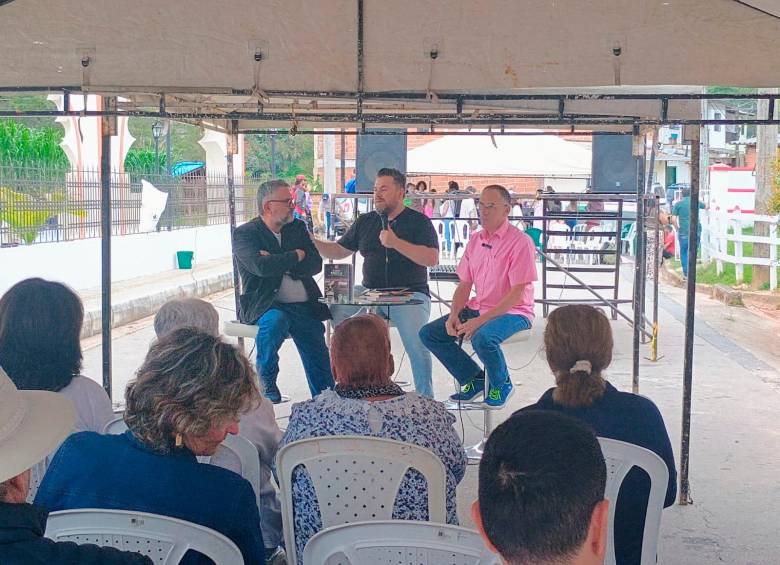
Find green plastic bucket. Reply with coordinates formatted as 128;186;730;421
176;250;194;269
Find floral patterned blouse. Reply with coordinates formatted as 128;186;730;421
279;390;467;563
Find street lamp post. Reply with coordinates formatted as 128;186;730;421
151;121;164;176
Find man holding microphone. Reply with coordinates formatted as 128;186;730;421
312;167;440;398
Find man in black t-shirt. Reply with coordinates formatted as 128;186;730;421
313;168;439;398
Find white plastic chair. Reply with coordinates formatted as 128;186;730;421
276;436;448;565
451;220;471;258
302;520;500;565
598;437;670;565
102;417;261;507
45;508;243;564
547;222;572;264
431;220;446;253
223;320;259;339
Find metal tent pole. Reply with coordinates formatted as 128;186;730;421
631;133;646;394
226;121;244;349
679;126;701;505
100;97;116;398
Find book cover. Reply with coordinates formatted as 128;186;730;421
324;263;353;303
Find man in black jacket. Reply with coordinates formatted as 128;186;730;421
0;368;151;565
233;179;334;403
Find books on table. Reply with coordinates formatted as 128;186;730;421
324;264;354;303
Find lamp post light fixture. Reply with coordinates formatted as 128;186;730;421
151;120;164;175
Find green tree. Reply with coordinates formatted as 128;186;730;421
244;133;314;183
0;119;69;174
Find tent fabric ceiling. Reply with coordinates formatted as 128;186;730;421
1;0;778;94
406;133;592;177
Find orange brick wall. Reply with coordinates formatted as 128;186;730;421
743;146;780;169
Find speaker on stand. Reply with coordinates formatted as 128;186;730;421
355;130;408;192
591;134;638;194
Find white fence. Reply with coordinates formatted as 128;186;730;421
701;210;780;290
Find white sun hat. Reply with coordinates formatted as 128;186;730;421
0;365;75;483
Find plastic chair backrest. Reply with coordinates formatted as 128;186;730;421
303;520;500;565
45;508;243;564
276;436;448;565
524;227;543;249
102;418;261;505
598;437;670;565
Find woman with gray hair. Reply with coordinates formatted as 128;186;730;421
153;297;285;556
35;328;266;565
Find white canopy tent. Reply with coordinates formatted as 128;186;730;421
1;0;778;509
407;132;591;178
1;1;779;131
0;0;778;91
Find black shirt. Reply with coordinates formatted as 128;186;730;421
338;207;438;295
0;502;152;565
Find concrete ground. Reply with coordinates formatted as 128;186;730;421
81;256;780;564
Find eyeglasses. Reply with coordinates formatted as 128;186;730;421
266;198;294;206
478;202;509;210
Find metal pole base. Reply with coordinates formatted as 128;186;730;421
465;438;487;463
444;400;485;411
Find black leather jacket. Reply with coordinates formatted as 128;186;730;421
232;217;330;324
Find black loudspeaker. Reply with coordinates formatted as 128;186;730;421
356;131;407;193
591;135;638;193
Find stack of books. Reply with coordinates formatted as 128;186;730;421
358;289;413;304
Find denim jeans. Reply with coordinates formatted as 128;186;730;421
330;287;433;398
255;303;334;397
419;308;532;389
678;233;700;277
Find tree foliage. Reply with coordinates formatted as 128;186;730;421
0;119;70;177
244;133;314;185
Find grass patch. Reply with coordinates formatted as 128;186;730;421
669;225;779;288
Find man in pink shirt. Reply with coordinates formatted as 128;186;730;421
419;185;537;408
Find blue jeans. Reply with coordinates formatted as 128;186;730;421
255;303;334;397
443;219;454;253
331;288;433;398
419;308;532;389
678;232;700;277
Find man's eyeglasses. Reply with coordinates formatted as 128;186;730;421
478;202;509;210
266;198;294;206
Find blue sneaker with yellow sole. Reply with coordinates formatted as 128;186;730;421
484;380;514;409
449;376;485;402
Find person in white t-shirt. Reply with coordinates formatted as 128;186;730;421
0;278;114;500
153;297;284;556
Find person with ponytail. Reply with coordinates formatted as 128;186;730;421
515;304;676;565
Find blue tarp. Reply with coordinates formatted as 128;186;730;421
171;161;205;177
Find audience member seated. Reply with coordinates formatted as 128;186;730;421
280;314;467;563
153;297;284;556
0;278;114;497
473;410;609;565
515;304;676;565
0;368;151;565
35;328;266;565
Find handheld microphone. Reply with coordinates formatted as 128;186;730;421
481;242;493;249
379;212;389;231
